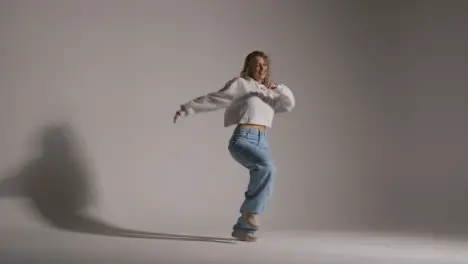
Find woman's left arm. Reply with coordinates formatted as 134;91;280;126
271;84;296;113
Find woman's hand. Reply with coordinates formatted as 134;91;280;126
267;82;278;89
173;110;182;123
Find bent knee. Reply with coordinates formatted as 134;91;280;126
257;163;276;174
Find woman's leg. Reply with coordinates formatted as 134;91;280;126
228;127;276;238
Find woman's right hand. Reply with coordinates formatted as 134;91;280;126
174;110;182;124
173;110;182;123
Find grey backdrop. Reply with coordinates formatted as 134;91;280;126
0;0;467;238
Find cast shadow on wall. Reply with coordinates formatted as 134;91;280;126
0;123;235;244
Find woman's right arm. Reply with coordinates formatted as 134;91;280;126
177;77;244;118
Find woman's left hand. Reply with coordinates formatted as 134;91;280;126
267;82;278;89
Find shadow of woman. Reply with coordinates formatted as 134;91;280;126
0;123;235;244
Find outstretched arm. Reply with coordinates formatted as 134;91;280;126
271;84;295;113
174;77;244;122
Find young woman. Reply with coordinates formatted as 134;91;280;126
173;51;295;242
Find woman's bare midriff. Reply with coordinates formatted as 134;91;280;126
238;123;265;130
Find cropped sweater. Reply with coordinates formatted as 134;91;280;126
180;77;295;127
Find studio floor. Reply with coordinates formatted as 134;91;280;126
1;227;468;264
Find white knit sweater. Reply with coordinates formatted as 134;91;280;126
180;77;295;127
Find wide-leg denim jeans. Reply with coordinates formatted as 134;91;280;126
228;125;276;234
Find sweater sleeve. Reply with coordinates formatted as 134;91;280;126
272;84;296;113
180;77;244;116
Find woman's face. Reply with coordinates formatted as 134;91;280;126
251;56;268;82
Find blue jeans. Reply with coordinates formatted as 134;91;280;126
228;125;276;234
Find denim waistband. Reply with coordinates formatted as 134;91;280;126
234;125;266;136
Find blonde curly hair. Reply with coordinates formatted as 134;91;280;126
240;50;271;86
